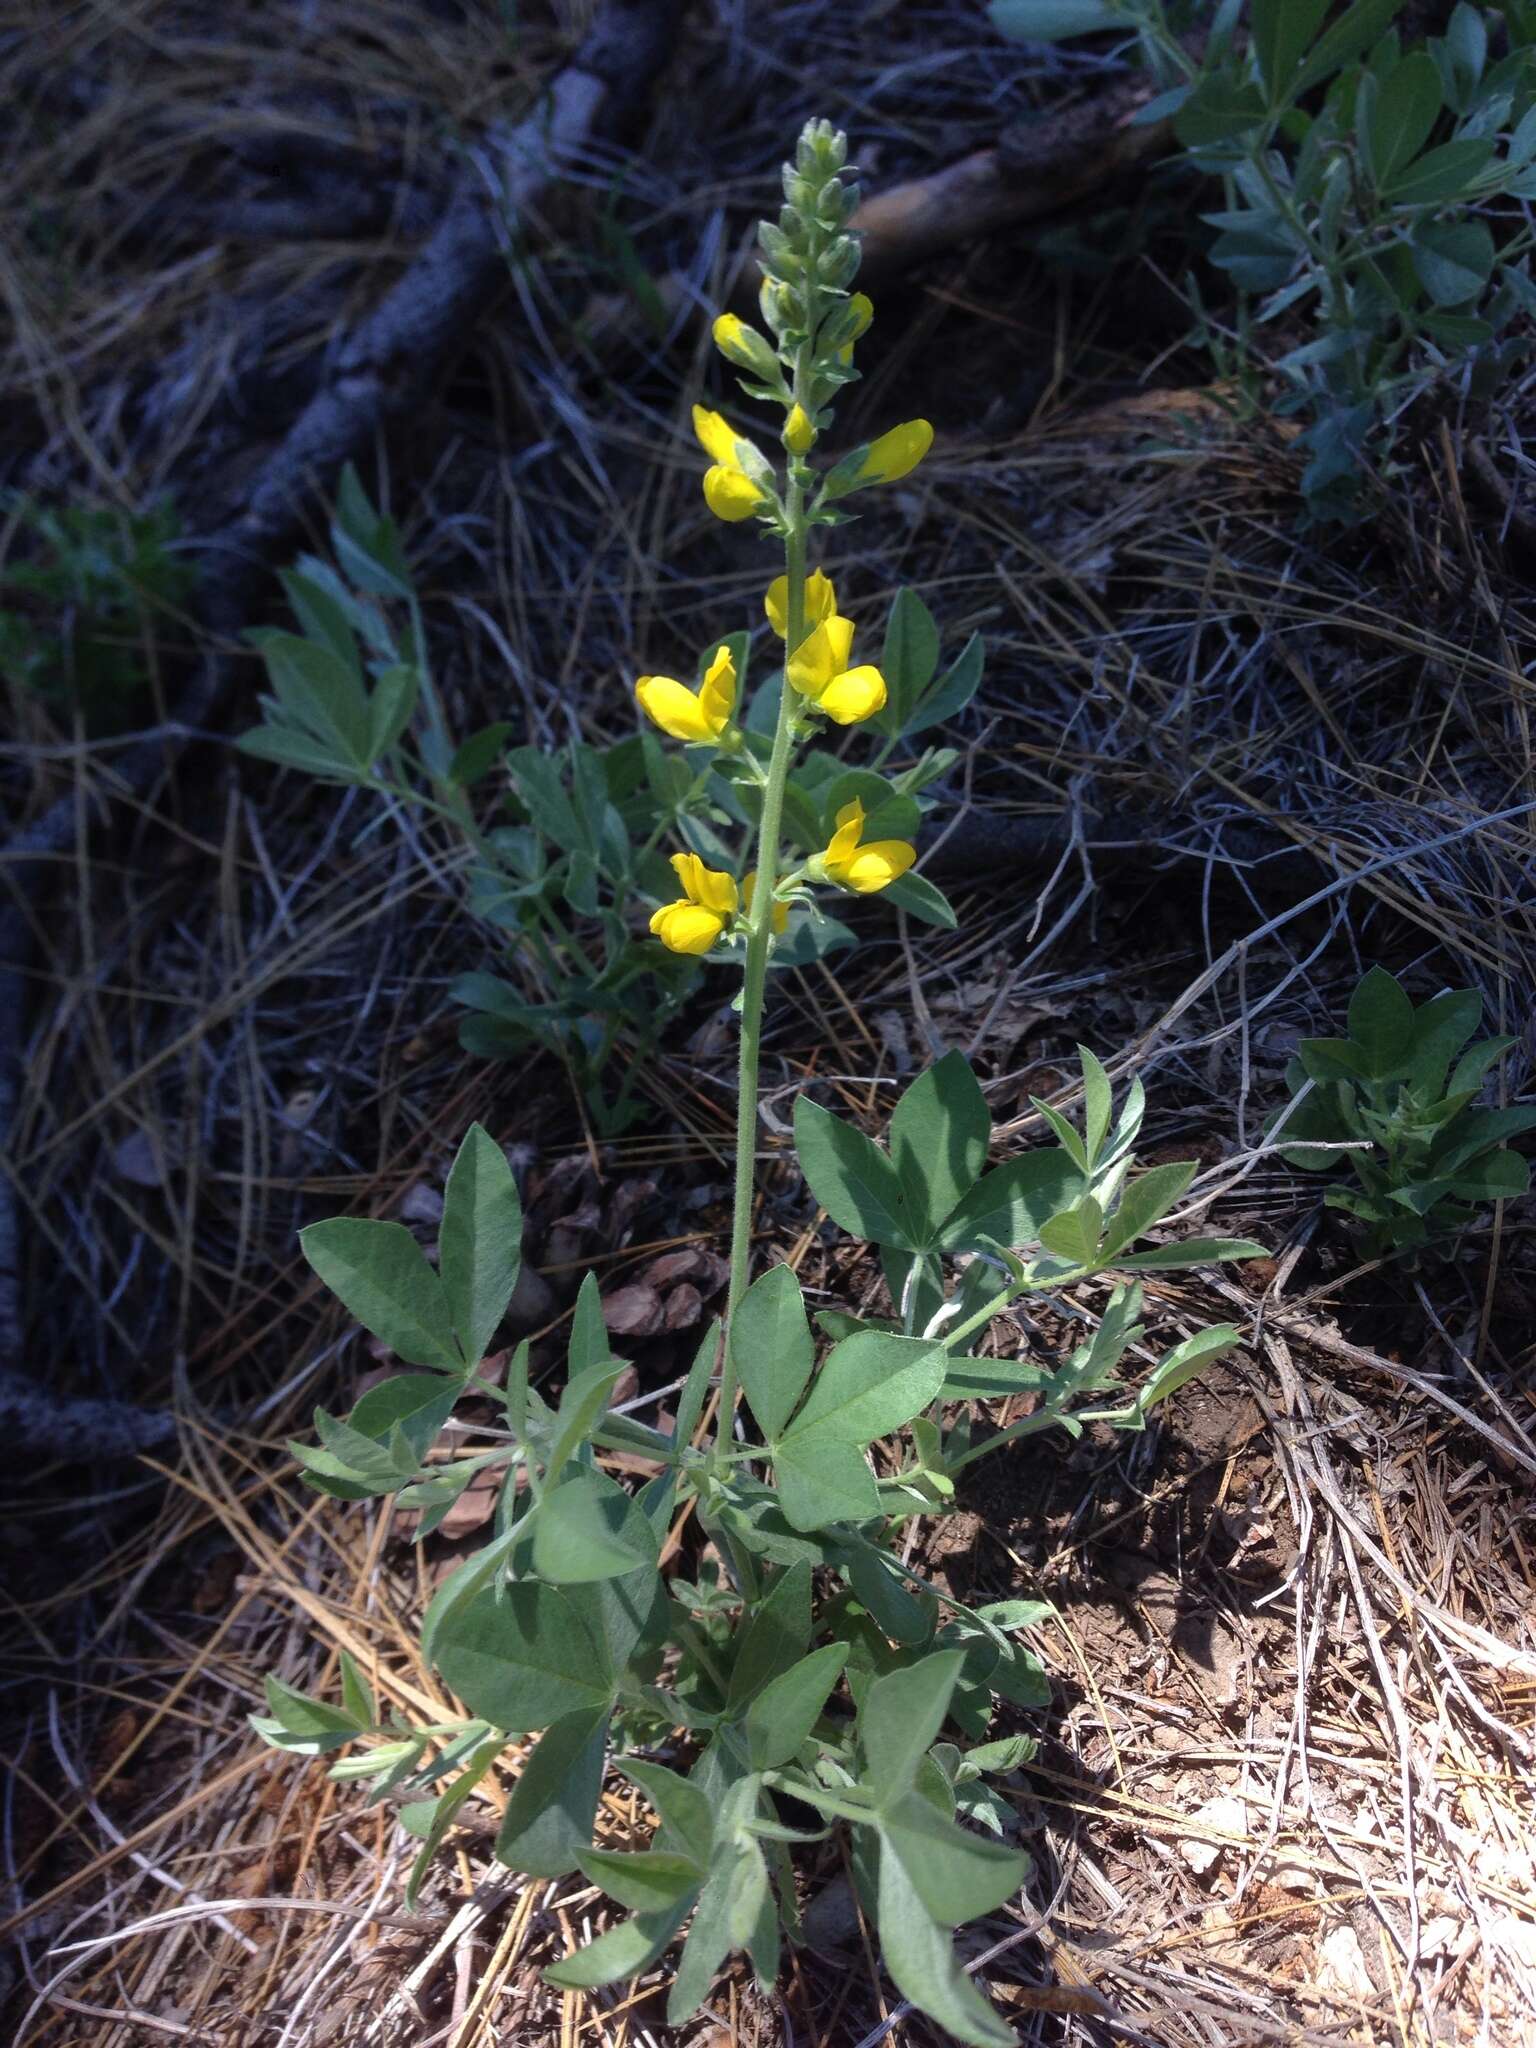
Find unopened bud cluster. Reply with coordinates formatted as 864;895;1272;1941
757;119;862;350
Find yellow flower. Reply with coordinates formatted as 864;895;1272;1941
693;405;769;523
856;419;933;486
819;799;915;895
649;851;739;955
712;314;778;378
744;869;789;935
703;465;767;522
786;614;887;725
635;643;736;744
764;570;836;640
784;403;816;455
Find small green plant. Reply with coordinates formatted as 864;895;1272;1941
992;0;1536;519
1271;965;1535;1256
254;123;1261;2042
0;494;194;725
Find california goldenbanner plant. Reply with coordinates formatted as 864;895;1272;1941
255;122;1263;2042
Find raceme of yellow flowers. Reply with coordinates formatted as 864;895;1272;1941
636;296;932;957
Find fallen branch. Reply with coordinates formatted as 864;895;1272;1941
851;68;1181;287
0;0;679;1444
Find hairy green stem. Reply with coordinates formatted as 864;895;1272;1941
712;456;808;1471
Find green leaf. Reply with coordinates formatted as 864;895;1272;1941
300;1217;462;1372
1136;1325;1242;1414
1175;76;1268;148
666;1842;747;2024
1294;0;1410;100
1251;0;1329;99
877;587;940;737
937;1150;1082;1253
745;1643;849;1769
904;631;984;737
338;1651;374;1730
1347;966;1416;1075
1101;1160;1196;1258
859;1649;964;1794
882;870;959;930
496;1707;609;1877
567;1270;613;1377
621;1758;717;1864
1080;1046;1114;1165
671;1319;719;1451
888;1053;990;1242
543;1903;691;1991
843;1541;938;1644
404;1734;502;1907
263;1673;362;1740
563;1563;670;1680
774;1332;945;1483
431;1581;612;1730
439;1124;523;1368
449;722;513;786
727;1561;812;1708
236;725;359;781
938;1355;1052;1401
1037;1195;1103;1267
881;1789;1027;1924
1117;1236;1266;1270
582;1848;706;1913
1363;50;1443;186
259;633;370;760
279;567;361;674
794;1094;915;1249
367;663;418;761
732;1264;813;1442
1412;219;1494;305
1447;1148;1530;1201
1385;136;1491;202
873;1835;1017;2047
544;1362;626;1481
532;1470;660;1584
988;0;1119;39
348;1372;461;1461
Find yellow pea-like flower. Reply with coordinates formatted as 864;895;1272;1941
819;799;916;894
764;570;836;640
784;404;816;455
703;465;767;522
712;314;778;379
635;643;736;744
785;614;887;725
855;418;933;486
649;851;740;955
744;869;789;935
693;406;769;522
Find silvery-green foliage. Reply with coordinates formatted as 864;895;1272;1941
992;0;1536;520
256;1054;1259;2042
1270;965;1534;1256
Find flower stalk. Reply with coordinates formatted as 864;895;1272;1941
629;119;934;1469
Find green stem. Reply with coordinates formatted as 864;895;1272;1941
712;453;808;1472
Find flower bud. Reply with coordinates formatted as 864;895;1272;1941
713;312;781;381
784;403;816;455
757;221;799;277
817;291;873;354
759;277;796;334
817;237;861;288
